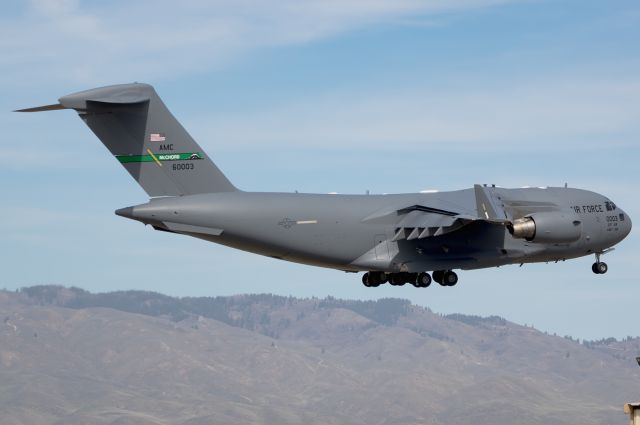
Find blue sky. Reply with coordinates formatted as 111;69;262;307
1;0;638;340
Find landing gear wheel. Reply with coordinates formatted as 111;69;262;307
363;271;387;287
592;262;608;274
598;262;608;274
414;272;432;288
432;270;444;285
443;271;458;286
592;252;609;275
390;273;406;286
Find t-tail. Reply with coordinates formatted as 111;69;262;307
16;83;237;197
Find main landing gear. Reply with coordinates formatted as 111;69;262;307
592;252;608;274
432;270;458;286
362;270;457;288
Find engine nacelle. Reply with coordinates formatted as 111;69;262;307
507;212;582;244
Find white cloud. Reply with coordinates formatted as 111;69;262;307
0;0;521;86
190;78;640;150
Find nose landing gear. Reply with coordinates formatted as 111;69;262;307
592;262;608;274
592;252;609;274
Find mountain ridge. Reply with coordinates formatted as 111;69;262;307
1;285;639;425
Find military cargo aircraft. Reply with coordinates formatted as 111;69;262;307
17;83;632;288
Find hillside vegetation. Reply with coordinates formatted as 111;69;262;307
1;286;639;425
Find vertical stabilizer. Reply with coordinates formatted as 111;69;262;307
57;83;237;197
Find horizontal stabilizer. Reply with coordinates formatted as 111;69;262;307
14;103;67;112
58;85;151;109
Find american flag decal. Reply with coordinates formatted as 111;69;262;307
149;133;166;142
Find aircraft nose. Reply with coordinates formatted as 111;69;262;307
115;206;135;219
620;209;632;239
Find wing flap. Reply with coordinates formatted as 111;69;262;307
392;215;476;241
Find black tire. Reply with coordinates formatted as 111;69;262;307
391;274;406;286
362;273;378;288
597;262;608;274
592;263;599;274
443;271;458;286
405;273;417;285
371;272;384;287
432;270;444;284
415;272;431;288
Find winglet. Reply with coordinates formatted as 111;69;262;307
14;103;67;112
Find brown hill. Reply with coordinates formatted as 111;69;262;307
0;286;638;425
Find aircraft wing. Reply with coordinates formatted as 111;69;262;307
367;185;514;242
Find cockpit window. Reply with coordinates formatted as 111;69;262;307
605;201;617;211
620;213;625;221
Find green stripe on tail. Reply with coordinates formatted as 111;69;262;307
116;152;203;163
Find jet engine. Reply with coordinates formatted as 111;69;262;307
507;212;582;243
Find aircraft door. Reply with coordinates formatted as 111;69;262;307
374;234;389;260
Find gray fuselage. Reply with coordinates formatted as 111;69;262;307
117;186;631;274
